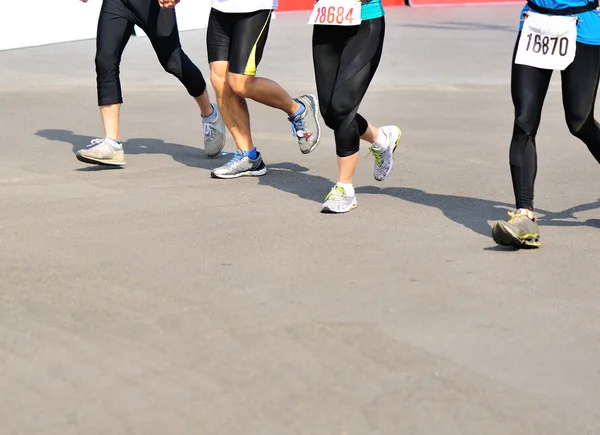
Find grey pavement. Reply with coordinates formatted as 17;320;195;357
2;5;600;435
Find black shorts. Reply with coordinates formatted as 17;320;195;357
206;8;273;76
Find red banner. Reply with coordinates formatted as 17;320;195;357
278;0;406;12
409;0;519;5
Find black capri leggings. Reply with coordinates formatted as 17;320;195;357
312;17;385;157
510;33;600;210
95;0;207;106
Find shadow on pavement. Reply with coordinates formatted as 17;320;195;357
35;128;230;171
357;185;511;238
356;186;600;238
35;128;334;202
36;129;600;235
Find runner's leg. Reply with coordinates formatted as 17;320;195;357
207;9;254;152
509;34;552;212
207;9;266;178
562;42;600;163
132;0;226;156
493;33;548;248
95;0;134;141
314;18;388;212
75;0;131;166
225;10;321;154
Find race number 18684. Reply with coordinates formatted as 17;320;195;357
308;0;362;26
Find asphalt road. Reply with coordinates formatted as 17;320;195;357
1;5;599;435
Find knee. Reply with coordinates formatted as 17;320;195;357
210;69;225;91
226;73;253;98
566;112;589;137
159;51;183;76
95;51;118;77
514;112;539;138
321;111;342;132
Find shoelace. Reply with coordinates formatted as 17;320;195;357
367;146;384;166
325;185;346;201
203;122;216;141
224;152;245;167
290;117;307;139
87;138;105;148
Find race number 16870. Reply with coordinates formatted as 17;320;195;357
524;33;569;56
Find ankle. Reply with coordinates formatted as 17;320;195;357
241;147;258;159
517;208;535;220
336;181;355;196
202;104;217;122
289;100;305;119
371;129;387;149
105;137;122;147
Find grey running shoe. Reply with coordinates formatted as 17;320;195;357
76;138;125;167
370;125;402;182
210;150;267;179
203;104;227;158
289;94;322;154
321;185;358;214
492;209;541;248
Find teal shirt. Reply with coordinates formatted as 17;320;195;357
361;0;384;21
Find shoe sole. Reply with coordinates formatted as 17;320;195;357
375;126;402;182
210;167;267;179
76;154;126;167
321;201;358;214
299;95;322;155
492;222;541;249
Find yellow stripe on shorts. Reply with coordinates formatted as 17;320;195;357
244;11;272;76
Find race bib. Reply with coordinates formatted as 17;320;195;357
515;12;577;71
308;0;362;26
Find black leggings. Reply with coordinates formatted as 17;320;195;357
95;0;206;106
312;17;385;157
510;33;600;210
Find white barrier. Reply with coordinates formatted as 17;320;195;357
0;0;211;51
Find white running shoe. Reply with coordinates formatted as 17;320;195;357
203;104;227;157
76;138;125;167
370;125;401;182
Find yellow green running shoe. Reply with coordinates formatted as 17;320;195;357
492;209;541;249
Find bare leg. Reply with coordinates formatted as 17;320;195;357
227;73;300;117
333;121;380;184
337;153;360;184
100;104;121;141
360;122;379;143
194;90;214;118
210;61;254;151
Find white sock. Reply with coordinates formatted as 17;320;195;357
336;182;355;197
371;129;388;149
105;137;122;148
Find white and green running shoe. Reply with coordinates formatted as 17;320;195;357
321;185;357;214
370;125;401;182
